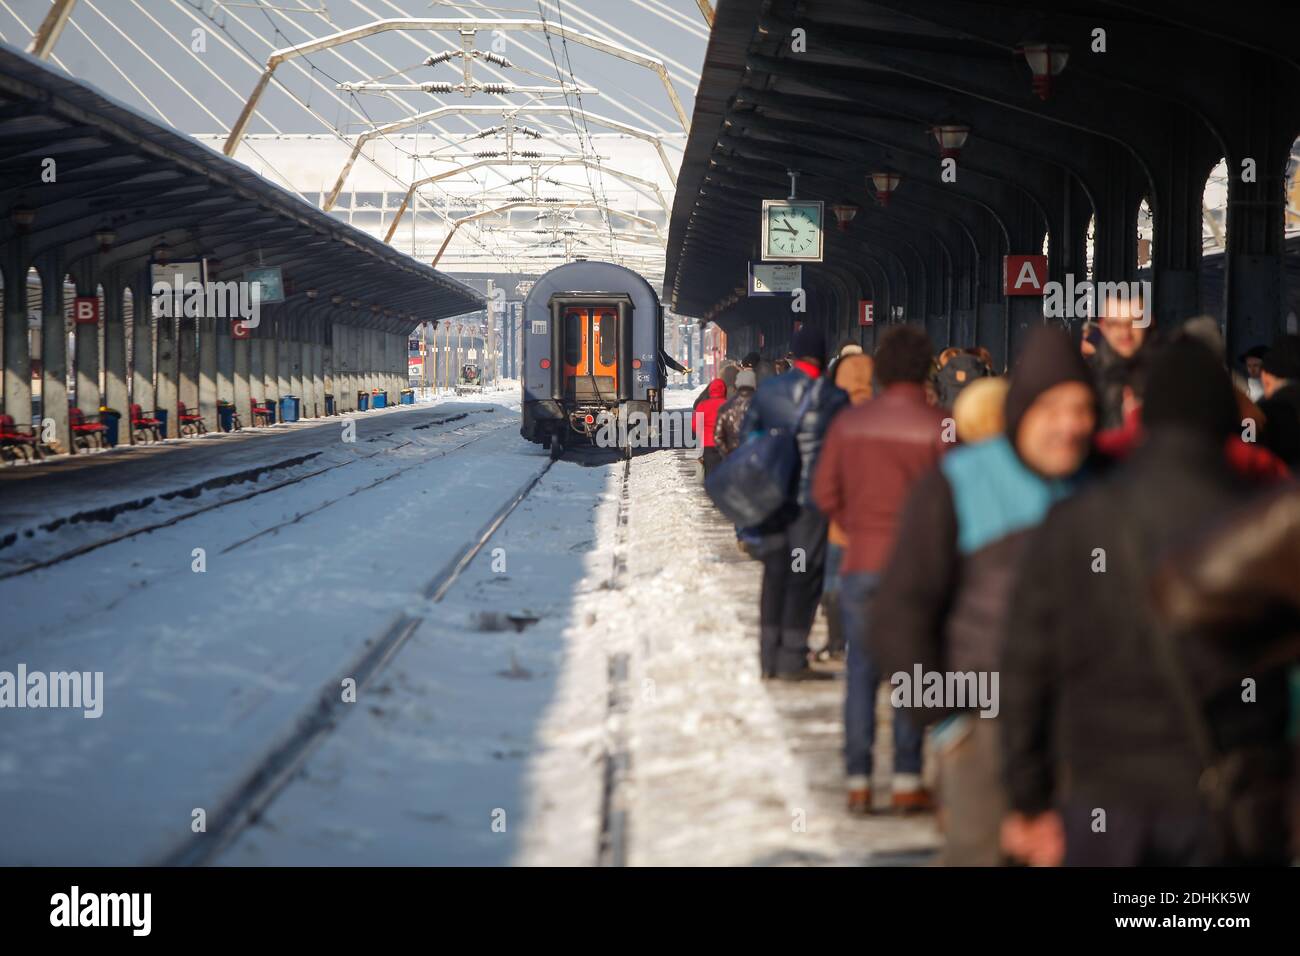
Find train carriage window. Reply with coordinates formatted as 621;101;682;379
599;312;617;366
564;310;582;367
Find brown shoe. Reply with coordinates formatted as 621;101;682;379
891;788;935;814
847;787;872;815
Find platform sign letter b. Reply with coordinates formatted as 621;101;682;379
73;296;99;325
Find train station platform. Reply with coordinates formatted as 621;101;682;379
612;446;939;866
0;44;482;455
0;385;938;866
0;391;509;579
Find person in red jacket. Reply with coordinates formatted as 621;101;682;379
695;377;729;477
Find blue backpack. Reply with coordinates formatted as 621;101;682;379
704;386;812;527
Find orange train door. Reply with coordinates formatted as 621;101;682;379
562;306;618;402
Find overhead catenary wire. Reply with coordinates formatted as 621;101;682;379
1;0;687;275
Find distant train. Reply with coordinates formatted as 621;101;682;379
455;363;481;395
520;261;679;456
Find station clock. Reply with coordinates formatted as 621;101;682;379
761;199;824;262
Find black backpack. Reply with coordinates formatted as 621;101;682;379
935;353;990;408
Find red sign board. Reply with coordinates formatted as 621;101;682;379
73;296;99;325
858;300;874;326
231;319;251;339
1003;255;1048;296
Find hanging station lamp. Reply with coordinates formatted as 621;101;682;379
831;203;859;231
930;124;971;159
1017;43;1069;100
869;171;903;207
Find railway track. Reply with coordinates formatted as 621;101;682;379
0;411;503;581
157;454;559;867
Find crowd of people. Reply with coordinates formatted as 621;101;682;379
692;311;1300;866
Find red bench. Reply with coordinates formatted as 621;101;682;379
130;403;162;443
177;402;207;436
68;407;107;451
250;398;273;427
0;414;42;461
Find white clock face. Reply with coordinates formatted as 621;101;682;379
764;203;822;260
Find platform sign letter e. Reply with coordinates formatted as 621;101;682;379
1003;255;1047;296
73;296;100;325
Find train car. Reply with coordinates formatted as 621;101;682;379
520;261;668;456
455;363;481;395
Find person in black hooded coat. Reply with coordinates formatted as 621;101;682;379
1000;337;1288;866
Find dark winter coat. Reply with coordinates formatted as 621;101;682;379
1088;339;1140;431
999;428;1288;860
1154;482;1300;636
811;382;948;574
739;364;848;511
714;386;755;456
935;352;992;408
1259;382;1300;467
871;434;1081;706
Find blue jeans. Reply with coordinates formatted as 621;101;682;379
823;542;844;593
841;571;923;780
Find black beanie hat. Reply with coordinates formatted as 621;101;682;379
789;326;827;364
1004;326;1095;442
1143;337;1238;439
1262;335;1300;380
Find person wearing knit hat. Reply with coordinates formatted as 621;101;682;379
999;334;1280;867
789;325;827;365
1142;336;1238;439
870;324;1097;862
1002;325;1097;478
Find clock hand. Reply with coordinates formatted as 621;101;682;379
776;221;798;235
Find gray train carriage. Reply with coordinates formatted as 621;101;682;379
521;261;668;457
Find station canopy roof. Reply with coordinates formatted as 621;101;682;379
0;43;483;332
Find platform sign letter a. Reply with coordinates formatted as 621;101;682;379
1003;255;1047;296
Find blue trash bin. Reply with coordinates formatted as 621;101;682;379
279;395;300;423
372;392;387;409
400;390;414;405
357;392;369;411
154;408;169;439
217;404;235;432
100;410;120;447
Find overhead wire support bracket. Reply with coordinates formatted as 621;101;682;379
222;18;690;157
